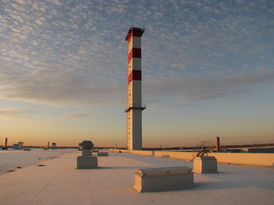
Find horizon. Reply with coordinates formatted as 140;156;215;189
0;0;274;147
2;142;274;149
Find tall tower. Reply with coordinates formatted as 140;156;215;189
125;27;145;151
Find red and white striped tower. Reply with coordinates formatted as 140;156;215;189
125;27;145;151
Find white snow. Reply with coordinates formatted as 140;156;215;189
0;151;273;205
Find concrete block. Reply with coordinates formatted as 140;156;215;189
82;150;92;156
193;156;218;173
97;151;108;156
77;156;98;169
133;166;194;192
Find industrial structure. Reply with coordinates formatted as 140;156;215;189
13;142;23;150
216;136;221;152
51;142;56;149
125;27;145;150
4;137;8;150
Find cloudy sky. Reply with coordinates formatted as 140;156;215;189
0;0;273;147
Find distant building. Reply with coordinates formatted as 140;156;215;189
241;147;274;153
52;142;56;149
13;142;24;150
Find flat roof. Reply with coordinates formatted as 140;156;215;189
0;150;273;204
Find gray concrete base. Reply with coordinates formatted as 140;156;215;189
97;152;108;156
77;156;98;169
193;156;218;173
133;166;194;192
82;150;92;156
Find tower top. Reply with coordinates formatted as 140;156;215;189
125;27;145;41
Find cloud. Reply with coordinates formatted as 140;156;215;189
0;109;36;118
144;69;274;103
0;0;273;106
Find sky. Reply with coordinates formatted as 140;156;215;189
0;0;274;147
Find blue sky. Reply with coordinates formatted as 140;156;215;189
0;0;273;147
